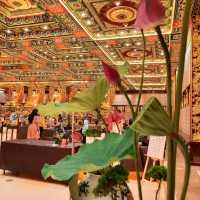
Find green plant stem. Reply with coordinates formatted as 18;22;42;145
119;83;142;200
172;0;192;199
155;25;174;200
155;180;162;200
155;26;172;117
171;134;191;200
115;122;121;133
118;83;136;120
136;29;146;116
96;109;108;132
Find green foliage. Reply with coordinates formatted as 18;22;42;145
38;78;109;115
84;128;101;137
41;129;135;181
146;166;167;181
93;165;129;197
37;102;68;116
131;97;173;136
64;77;109;112
117;62;129;75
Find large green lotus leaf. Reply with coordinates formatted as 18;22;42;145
65;77;109;112
131;97;173;136
37;102;68;116
37;78;109;115
42;129;135;181
117;62;129;75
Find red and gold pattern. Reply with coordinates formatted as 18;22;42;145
99;1;137;26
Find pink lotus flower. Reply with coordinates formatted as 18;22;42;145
106;110;124;132
134;0;165;29
102;62;120;84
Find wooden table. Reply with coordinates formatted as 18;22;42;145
0;139;80;178
17;126;56;140
121;145;148;171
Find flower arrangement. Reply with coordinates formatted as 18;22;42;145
39;0;193;199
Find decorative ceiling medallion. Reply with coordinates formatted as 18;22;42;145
99;1;137;26
123;49;151;58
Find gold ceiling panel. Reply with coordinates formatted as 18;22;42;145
0;0;181;91
59;0;175;40
0;0;42;17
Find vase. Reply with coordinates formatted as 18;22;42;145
78;173;133;200
79;173;110;200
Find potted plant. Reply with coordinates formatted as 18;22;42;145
146;166;167;200
78;165;133;200
84;128;104;143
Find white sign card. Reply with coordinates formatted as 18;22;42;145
147;136;166;160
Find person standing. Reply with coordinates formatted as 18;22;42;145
27;110;40;139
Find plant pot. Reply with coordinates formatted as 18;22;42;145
79;173;110;200
86;134;105;144
78;173;133;200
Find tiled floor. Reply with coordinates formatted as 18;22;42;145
175;149;200;200
0;153;199;200
0;171;70;200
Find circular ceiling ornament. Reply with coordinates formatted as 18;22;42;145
99;1;137;26
123;48;151;58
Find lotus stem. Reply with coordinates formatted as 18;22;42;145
171;134;191;200
118;83;136;120
115;122;121;133
118;83;143;200
172;0;192;199
155;25;174;200
155;26;172;118
136;29;146;116
155;180;162;200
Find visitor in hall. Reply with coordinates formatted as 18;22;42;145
27;110;40;139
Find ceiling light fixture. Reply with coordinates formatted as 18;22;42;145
80;11;87;18
124;42;132;47
85;20;93;26
119;30;126;35
23;27;29;32
6;29;12;34
115;1;121;6
96;33;101;37
43;25;49;30
110;52;116;55
135;41;142;46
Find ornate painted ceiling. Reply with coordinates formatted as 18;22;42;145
0;0;179;91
